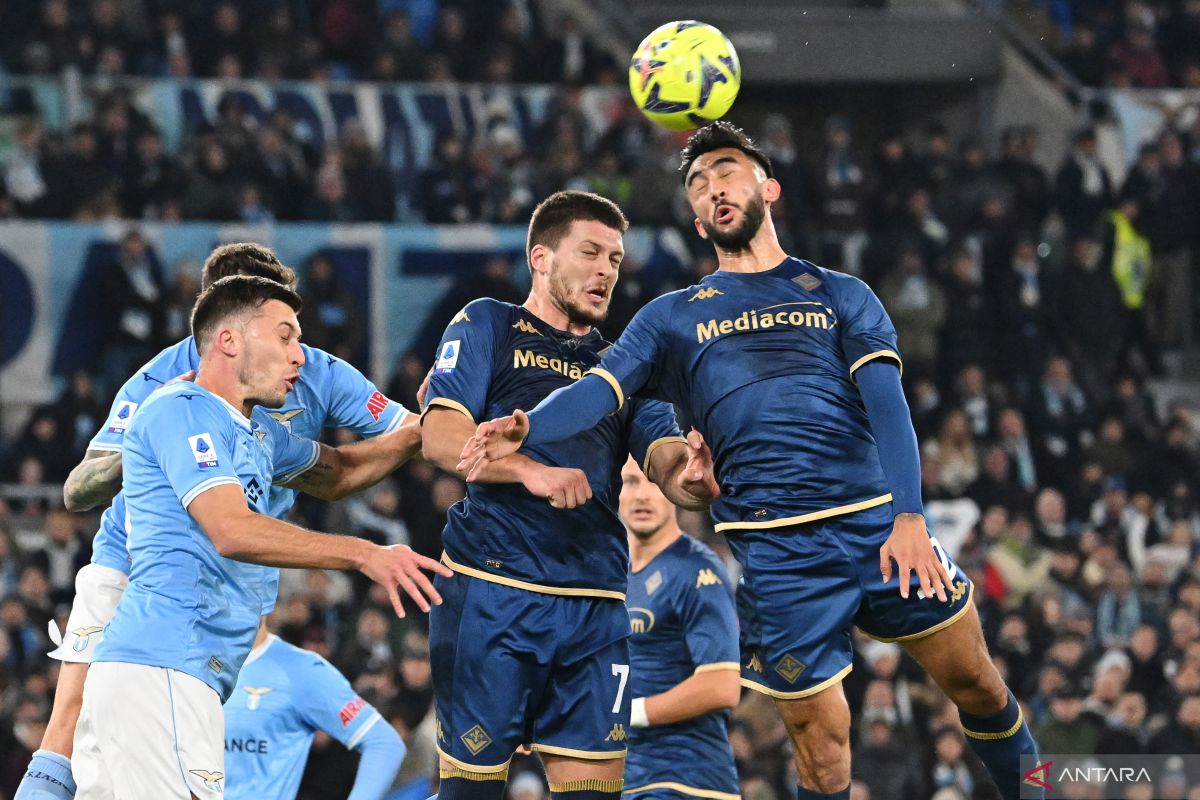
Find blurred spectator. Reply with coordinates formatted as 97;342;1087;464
96;230;166;395
817;115;869;275
1056;129;1113;239
877;246;945;377
1035;683;1101;754
298;254;365;361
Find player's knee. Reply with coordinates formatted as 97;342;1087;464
942;654;1006;713
795;737;850;792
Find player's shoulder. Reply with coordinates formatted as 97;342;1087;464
452;297;518;330
665;534;731;586
271;637;341;676
119;338;199;396
299;343;347;379
134;383;241;433
809;262;877;301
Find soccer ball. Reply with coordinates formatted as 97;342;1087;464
628;21;741;132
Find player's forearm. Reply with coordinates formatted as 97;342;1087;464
524;374;617;446
288;423;420;502
347;718;405;800
648;443;714;511
208;511;375;570
856;360;923;515
637;669;741;727
63;450;123;512
423;407;540;484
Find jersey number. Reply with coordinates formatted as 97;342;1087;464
611;663;629;713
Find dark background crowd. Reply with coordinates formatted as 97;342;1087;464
3;1;1200;799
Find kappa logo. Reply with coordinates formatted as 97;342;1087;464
435;340;461;374
645;570;663;595
1023;761;1052;790
71;626;104;652
365;390;389;421
189;433;219;468
793;273;822;291
460;724;493;755
244;686;273;711
775;654;807;684
746;653;764;673
512;319;542;335
189;770;224;792
696;568;723;588
107;401;138;433
950;580;968;603
267;408;304;431
436;718;447;743
605;723;627;742
688;287;724;302
449;308;471;325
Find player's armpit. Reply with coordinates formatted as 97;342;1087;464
62;449;124;512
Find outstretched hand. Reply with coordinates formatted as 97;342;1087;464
679;428;721;503
456;409;530;479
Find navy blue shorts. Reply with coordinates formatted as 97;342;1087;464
430;571;631;772
730;502;973;699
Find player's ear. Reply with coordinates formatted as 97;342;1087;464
693;217;708;240
762;178;781;203
529;243;550;277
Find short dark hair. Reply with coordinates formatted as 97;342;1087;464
201;243;297;291
526;191;629;265
679;121;774;183
191;275;303;354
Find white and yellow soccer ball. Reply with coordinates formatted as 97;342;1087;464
628;20;741;132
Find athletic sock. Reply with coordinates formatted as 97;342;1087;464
549;778;623;800
14;750;76;800
959;688;1044;800
438;772;507;800
795;785;849;799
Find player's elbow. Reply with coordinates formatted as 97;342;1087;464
208;517;252;560
711;671;742;710
62;482;86;512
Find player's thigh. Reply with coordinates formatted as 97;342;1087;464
430;572;551;774
51;563;128;664
531;597;631;772
848;508;975;645
898;602;1007;712
728;526;859;700
76;662;225;800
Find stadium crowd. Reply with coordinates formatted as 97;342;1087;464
3;27;1200;800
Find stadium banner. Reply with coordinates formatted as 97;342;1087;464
0;221;688;406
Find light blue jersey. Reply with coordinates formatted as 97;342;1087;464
93;382;321;701
87;338;408;611
224;635;397;800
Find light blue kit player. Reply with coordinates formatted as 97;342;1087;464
224;620;405;800
68;276;449;800
21;246;418;800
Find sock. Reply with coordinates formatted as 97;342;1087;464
439;773;507;800
549;779;623;800
795;786;849;800
959;688;1044;800
15;751;76;800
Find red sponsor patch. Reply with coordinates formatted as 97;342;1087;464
339;697;367;726
365;391;389;421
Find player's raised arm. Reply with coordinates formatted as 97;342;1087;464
276;414;422;502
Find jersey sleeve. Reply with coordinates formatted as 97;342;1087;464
591;294;673;408
626;399;686;476
257;415;321;485
836;275;904;380
88;373;163;452
422;299;501;424
678;558;740;673
138;396;242;509
296;654;385;750
317;350;411;437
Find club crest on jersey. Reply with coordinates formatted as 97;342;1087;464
365;390;390;421
71;625;104;652
460;724;493;755
775;654;807;684
107;401;138;433
244;686;273;711
189;770;224;792
645;570;663;595
793;273;822;291
436;340;461;374
189;433;219;468
268;408;304;431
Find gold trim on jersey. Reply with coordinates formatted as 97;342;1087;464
623;782;741;800
694;662;741;675
962;706;1025;741
440;552;626;601
848;349;904;378
740;663;853;699
421;397;476;425
642;436;688;477
585;368;625;412
436;745;511;774
863;582;975;643
529;743;626;760
713;495;893;533
550;779;625;793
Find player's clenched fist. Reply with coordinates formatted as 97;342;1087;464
359;544;453;618
519;463;593;509
457;409;530;476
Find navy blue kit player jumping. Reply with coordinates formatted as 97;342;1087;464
462;124;1043;800
420;191;720;800
619;456;740;800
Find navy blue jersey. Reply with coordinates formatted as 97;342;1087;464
624;535;740;799
594;259;901;533
424;299;684;598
